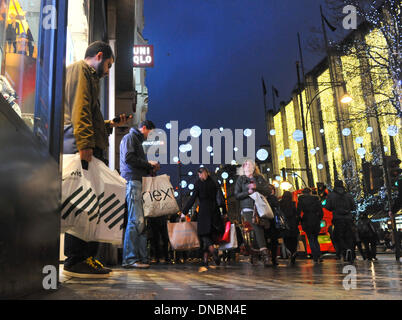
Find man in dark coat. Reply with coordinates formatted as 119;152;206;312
325;180;356;263
297;188;324;263
182;167;226;268
120;120;159;269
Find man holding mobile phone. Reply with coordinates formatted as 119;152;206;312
63;41;131;278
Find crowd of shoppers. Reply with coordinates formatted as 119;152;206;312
62;41;393;279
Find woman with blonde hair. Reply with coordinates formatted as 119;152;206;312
235;159;278;266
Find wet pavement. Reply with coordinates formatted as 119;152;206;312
24;253;402;300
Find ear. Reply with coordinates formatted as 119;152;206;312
96;52;103;61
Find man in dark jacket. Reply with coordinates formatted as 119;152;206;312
297;188;324;263
325;180;356;263
120;120;159;269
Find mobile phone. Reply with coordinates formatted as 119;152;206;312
112;114;132;123
81;160;89;170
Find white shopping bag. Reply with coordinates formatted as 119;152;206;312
249;191;274;219
218;224;238;250
61;154;126;245
142;174;180;218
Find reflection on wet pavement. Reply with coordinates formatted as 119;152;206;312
25;254;402;300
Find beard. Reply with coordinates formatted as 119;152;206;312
95;59;105;78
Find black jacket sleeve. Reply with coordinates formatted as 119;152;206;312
182;181;199;215
124;135;153;171
234;176;249;200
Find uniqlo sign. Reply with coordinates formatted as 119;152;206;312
133;45;154;67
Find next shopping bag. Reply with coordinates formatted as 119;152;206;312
142;174;180;218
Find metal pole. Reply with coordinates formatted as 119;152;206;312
296;61;314;187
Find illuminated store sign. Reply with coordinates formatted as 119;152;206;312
133;45;154;67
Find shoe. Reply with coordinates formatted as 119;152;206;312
63;258;111;278
290;252;297;265
198;266;208;273
123;262;150;269
92;257;112;273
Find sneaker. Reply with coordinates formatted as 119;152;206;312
92;257;112;273
63;258;111;278
123;262;150;269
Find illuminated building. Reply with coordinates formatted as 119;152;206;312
267;25;401;193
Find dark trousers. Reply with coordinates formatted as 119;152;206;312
149;216;169;261
64;233;99;267
333;219;354;258
284;236;299;255
361;237;377;259
63;149;106;267
306;233;321;260
264;226;279;262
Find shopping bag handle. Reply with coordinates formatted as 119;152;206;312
81;160;89;171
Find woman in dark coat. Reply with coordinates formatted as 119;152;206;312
279;191;300;265
182;167;226;268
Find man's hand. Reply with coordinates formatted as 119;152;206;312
149;160;160;171
110;113;133;127
79;148;93;162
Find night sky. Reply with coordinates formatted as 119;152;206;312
143;0;332;183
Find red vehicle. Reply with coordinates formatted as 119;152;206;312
292;189;336;256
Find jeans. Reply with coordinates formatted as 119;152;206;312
122;180;148;266
307;233;321;260
149;216;169;261
284;236;299;255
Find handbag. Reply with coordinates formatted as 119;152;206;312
274;207;290;231
249;192;274;219
252;206;271;229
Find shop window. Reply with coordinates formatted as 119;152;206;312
0;0;41;129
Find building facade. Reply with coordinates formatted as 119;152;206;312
267;24;401;196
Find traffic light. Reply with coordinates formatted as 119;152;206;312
362;162;383;194
385;156;402;188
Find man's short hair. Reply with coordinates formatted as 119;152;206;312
197;167;210;175
139;120;156;130
334;180;344;188
85;41;115;61
302;187;311;194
